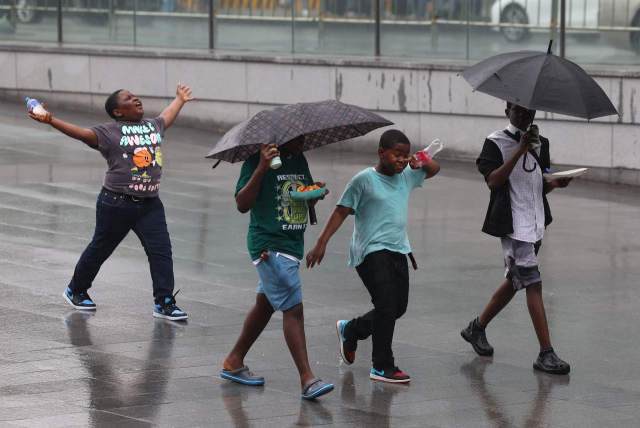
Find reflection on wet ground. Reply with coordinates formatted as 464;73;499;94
1;100;640;427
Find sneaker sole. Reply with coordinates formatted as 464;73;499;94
220;371;265;385
369;373;411;383
63;292;96;311
153;311;188;321
460;328;494;357
336;321;353;365
302;383;334;400
533;362;570;375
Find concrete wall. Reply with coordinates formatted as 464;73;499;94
2;46;640;185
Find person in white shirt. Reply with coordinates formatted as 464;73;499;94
461;102;573;375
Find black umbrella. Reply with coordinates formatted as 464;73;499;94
459;41;618;120
207;99;393;225
206;99;393;163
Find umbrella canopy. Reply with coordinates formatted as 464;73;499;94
206;99;393;163
459;42;618;120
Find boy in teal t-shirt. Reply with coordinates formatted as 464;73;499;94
221;137;334;400
306;130;440;383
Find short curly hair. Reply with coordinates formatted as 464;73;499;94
379;129;410;151
105;89;124;120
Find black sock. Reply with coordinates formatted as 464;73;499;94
539;347;554;357
472;317;486;331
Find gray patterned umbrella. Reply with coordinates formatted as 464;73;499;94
206;99;393;163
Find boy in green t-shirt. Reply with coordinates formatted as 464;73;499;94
221;137;334;400
306;130;440;383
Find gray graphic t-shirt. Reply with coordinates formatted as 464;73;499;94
90;117;165;197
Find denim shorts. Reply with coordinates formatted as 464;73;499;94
255;253;302;312
501;236;542;291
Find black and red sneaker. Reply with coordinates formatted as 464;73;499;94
369;366;411;383
336;320;355;365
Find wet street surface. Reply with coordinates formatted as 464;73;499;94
1;100;640;427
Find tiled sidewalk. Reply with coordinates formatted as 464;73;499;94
1;102;639;427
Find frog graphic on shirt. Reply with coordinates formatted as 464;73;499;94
276;179;308;229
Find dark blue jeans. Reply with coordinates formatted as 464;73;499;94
344;250;410;370
68;188;175;304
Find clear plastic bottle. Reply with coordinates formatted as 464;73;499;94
25;97;48;118
412;139;444;168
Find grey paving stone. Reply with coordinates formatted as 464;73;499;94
1;101;640;427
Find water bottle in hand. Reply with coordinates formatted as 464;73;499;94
25;97;49;118
412;139;444;169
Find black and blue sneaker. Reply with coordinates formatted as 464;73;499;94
336;320;355;365
153;291;188;321
63;287;96;310
369;366;411;383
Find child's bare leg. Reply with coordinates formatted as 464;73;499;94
478;279;517;327
282;303;315;388
223;293;275;371
525;282;552;349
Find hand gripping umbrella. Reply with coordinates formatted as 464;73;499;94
206;99;393;223
459;41;618;172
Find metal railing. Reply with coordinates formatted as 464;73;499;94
2;0;640;57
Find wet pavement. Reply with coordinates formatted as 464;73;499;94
1;100;640;428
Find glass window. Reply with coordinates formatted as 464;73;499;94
61;0;134;46
293;0;375;55
0;0;58;43
61;0;210;48
214;0;293;53
567;0;640;65
467;0;558;60
381;0;473;58
136;0;209;49
2;0;640;65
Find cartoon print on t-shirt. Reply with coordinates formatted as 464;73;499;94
116;120;163;193
132;147;154;179
134;147;152;168
154;146;162;167
276;179;308;228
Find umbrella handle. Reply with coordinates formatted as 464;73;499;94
523;152;537;173
307;202;318;226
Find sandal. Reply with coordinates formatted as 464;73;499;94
220;365;265;385
301;377;334;400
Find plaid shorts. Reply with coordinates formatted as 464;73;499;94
501;236;542;291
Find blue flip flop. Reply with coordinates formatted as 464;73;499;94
301;377;334;400
220;365;265;385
